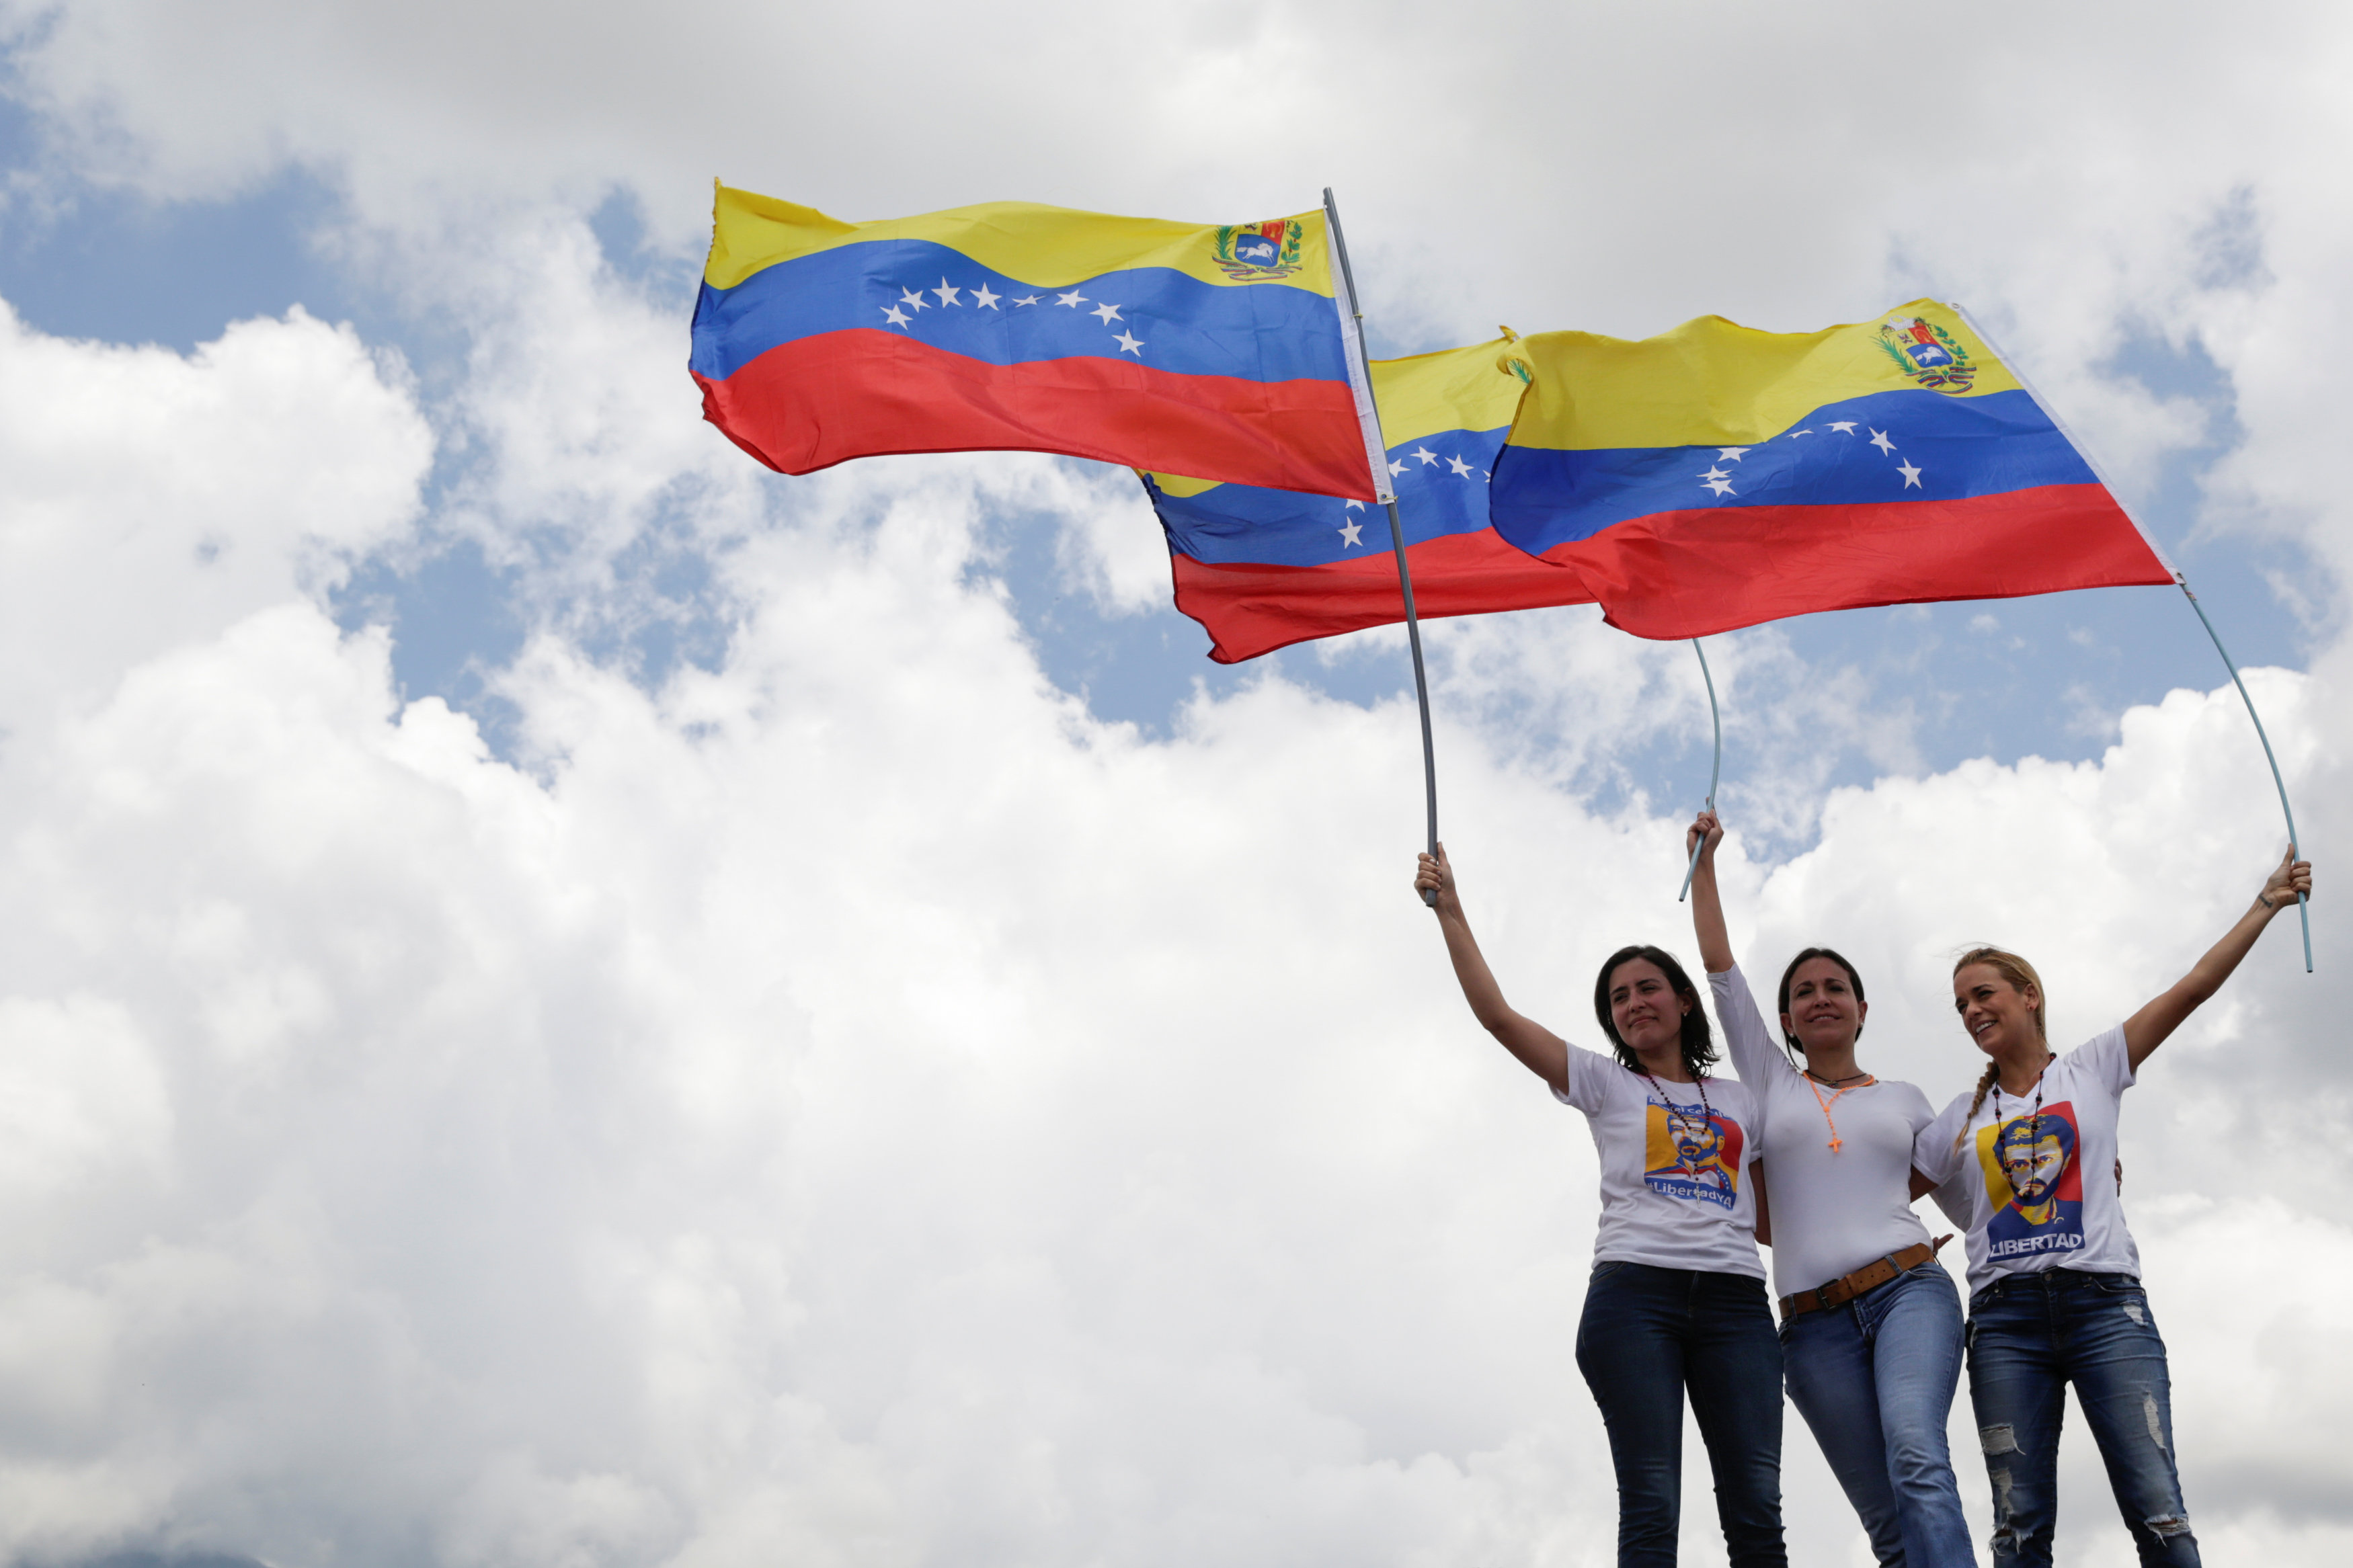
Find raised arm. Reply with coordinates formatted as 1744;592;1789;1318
1415;844;1571;1093
2122;847;2313;1069
1685;810;1787;1086
1687;810;1734;976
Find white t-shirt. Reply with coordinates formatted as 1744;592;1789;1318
1913;1027;2141;1294
1552;1042;1765;1280
1708;965;1937;1297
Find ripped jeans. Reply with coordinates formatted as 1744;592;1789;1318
1965;1270;2197;1566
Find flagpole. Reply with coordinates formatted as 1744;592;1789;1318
1677;638;1721;903
1954;306;2311;973
1322;188;1439;906
2179;582;2312;972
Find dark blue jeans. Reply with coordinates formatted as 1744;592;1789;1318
1782;1260;1973;1566
1574;1262;1786;1568
1966;1270;2198;1566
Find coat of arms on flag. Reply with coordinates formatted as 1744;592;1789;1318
1876;313;1977;392
1214;220;1305;280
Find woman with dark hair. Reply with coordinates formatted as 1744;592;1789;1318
1686;811;1973;1567
1415;844;1783;1568
1912;848;2311;1567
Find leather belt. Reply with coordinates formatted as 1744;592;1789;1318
1779;1236;1950;1322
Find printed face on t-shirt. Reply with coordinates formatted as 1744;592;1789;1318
1976;1103;2085;1259
1643;1096;1743;1210
1675;1118;1720;1166
2004;1128;2068;1211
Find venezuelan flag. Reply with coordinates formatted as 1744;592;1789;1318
1143;337;1593;661
691;185;1382;501
1488;302;2174;640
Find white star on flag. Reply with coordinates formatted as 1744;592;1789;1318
1055;290;1087;308
1113;330;1144;356
1897;459;1923;488
1698;466;1731;482
1387;458;1407;476
1717;447;1751;462
881;304;912;329
1091;302;1123;324
933;279;961;306
1705;477;1737;497
900;287;928;311
1344;499;1365;509
1412;446;1438;466
1829;421;1858;434
1447;455;1474;477
1869;429;1897;454
1012;295;1040;306
1338;518;1365;547
971;283;1000;309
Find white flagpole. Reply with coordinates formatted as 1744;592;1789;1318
2180;585;2312;971
1957;303;2311;972
1677;639;1721;903
1322;188;1439;907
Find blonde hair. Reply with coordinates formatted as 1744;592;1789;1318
1950;946;2049;1150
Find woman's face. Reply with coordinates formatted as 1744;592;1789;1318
1782;956;1866;1055
1609;958;1689;1059
1953;962;2040;1059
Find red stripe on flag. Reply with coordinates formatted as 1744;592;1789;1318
697;329;1377;500
1170;528;1596;663
1546;485;2174;641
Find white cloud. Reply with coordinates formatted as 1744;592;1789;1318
0;996;168;1200
0;358;2345;1561
1;5;2352;1564
9;1;2348;494
0;300;430;733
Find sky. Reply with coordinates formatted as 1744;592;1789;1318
0;2;2346;1565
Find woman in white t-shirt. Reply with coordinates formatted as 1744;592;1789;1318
1415;845;1784;1568
1912;848;2312;1568
1686;811;1974;1567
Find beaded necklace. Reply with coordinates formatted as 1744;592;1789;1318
1990;1059;2055;1192
1638;1067;1714;1148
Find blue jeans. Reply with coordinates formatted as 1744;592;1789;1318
1782;1260;1973;1567
1966;1270;2198;1566
1574;1262;1786;1568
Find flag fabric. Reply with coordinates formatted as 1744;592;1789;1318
1144;337;1594;663
1488;301;2176;641
690;185;1384;501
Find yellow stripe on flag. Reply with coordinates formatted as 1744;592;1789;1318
707;184;1337;296
1504;300;2023;452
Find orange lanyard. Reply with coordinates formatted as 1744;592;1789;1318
1804;1073;1875;1153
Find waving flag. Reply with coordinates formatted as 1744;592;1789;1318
691;185;1382;500
1144;337;1592;662
1488;301;2175;639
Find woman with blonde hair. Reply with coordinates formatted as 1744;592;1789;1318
1913;847;2313;1567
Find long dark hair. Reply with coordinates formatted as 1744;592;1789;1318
1592;945;1718;1079
1775;946;1867;1065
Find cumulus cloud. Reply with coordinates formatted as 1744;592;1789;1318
1;4;2351;1566
0;300;429;732
10;2;2346;454
0;278;2346;1565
